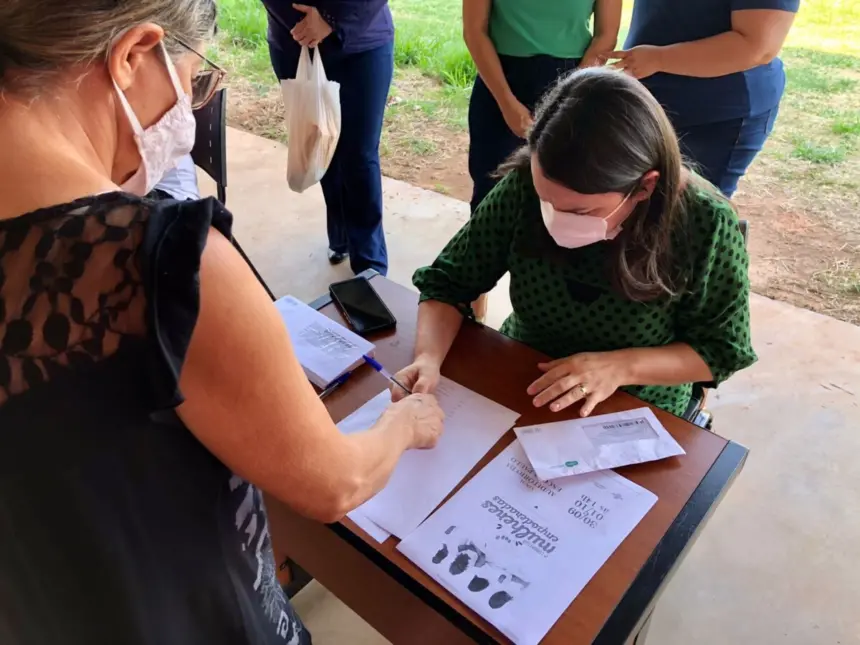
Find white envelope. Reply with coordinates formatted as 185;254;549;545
514;408;685;480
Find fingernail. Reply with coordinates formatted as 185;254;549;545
551;404;559;412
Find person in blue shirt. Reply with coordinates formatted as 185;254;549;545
262;1;394;275
614;0;799;197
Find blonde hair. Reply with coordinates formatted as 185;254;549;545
0;0;217;96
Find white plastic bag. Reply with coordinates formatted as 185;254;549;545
280;46;341;193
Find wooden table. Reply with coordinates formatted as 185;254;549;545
266;272;748;645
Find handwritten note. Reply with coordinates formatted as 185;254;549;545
337;378;520;540
397;441;657;645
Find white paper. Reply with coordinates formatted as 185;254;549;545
337;392;394;543
347;510;392;543
337;379;520;539
274;295;374;387
397;441;657;645
514;407;685;480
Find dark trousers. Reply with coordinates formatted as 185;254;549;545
270;41;394;275
675;107;780;198
468;55;579;213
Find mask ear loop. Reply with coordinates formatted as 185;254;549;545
111;40;184;137
111;76;145;137
158;41;188;101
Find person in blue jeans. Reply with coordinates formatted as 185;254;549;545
615;0;799;197
464;0;622;319
262;1;394;275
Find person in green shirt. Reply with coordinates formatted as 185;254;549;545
393;68;757;420
464;0;622;320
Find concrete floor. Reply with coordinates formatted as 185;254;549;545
206;128;860;645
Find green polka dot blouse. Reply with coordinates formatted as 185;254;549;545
413;170;757;418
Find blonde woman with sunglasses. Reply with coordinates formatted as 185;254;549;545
0;2;444;643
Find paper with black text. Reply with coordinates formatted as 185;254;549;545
397;441;657;645
274;295;374;388
515;407;685;480
340;379;520;539
336;393;393;543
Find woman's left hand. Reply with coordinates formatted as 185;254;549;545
527;352;627;417
291;4;333;48
610;46;664;80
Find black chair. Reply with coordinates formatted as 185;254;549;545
191;87;228;204
190;88;276;301
684;219;749;429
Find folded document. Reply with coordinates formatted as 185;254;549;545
514;407;685;480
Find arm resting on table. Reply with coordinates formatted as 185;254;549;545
613;343;714;387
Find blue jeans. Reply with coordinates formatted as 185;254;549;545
270;42;394;275
468;55;579;213
675;107;780;198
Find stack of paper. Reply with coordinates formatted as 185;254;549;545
514;408;685;480
274;295;374;388
335;378;521;542
398;440;657;645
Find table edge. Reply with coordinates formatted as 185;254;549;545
309;272;749;645
592;440;749;644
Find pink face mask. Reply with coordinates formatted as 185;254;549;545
540;192;632;249
112;42;196;196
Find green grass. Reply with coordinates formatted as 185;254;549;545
831;111;860;136
217;0;268;47
790;138;848;165
215;0;860;183
814;259;860;295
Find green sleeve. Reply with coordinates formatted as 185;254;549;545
675;195;758;387
412;171;526;316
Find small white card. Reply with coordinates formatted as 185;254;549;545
514;408;685;480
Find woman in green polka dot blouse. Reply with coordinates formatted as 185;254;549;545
393;68;756;419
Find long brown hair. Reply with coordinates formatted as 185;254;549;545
501;67;691;302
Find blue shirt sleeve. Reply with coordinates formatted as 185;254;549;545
730;0;800;11
317;0;389;47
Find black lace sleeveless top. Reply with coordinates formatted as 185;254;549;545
0;194;309;645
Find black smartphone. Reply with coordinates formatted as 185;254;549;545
329;277;397;336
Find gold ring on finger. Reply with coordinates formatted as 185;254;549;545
577;384;589;397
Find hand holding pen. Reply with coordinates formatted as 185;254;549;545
386;356;442;403
318;356;414;401
362;355;413;396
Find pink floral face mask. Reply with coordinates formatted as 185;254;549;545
112;42;196;196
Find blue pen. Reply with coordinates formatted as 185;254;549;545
318;371;353;400
363;355;413;395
